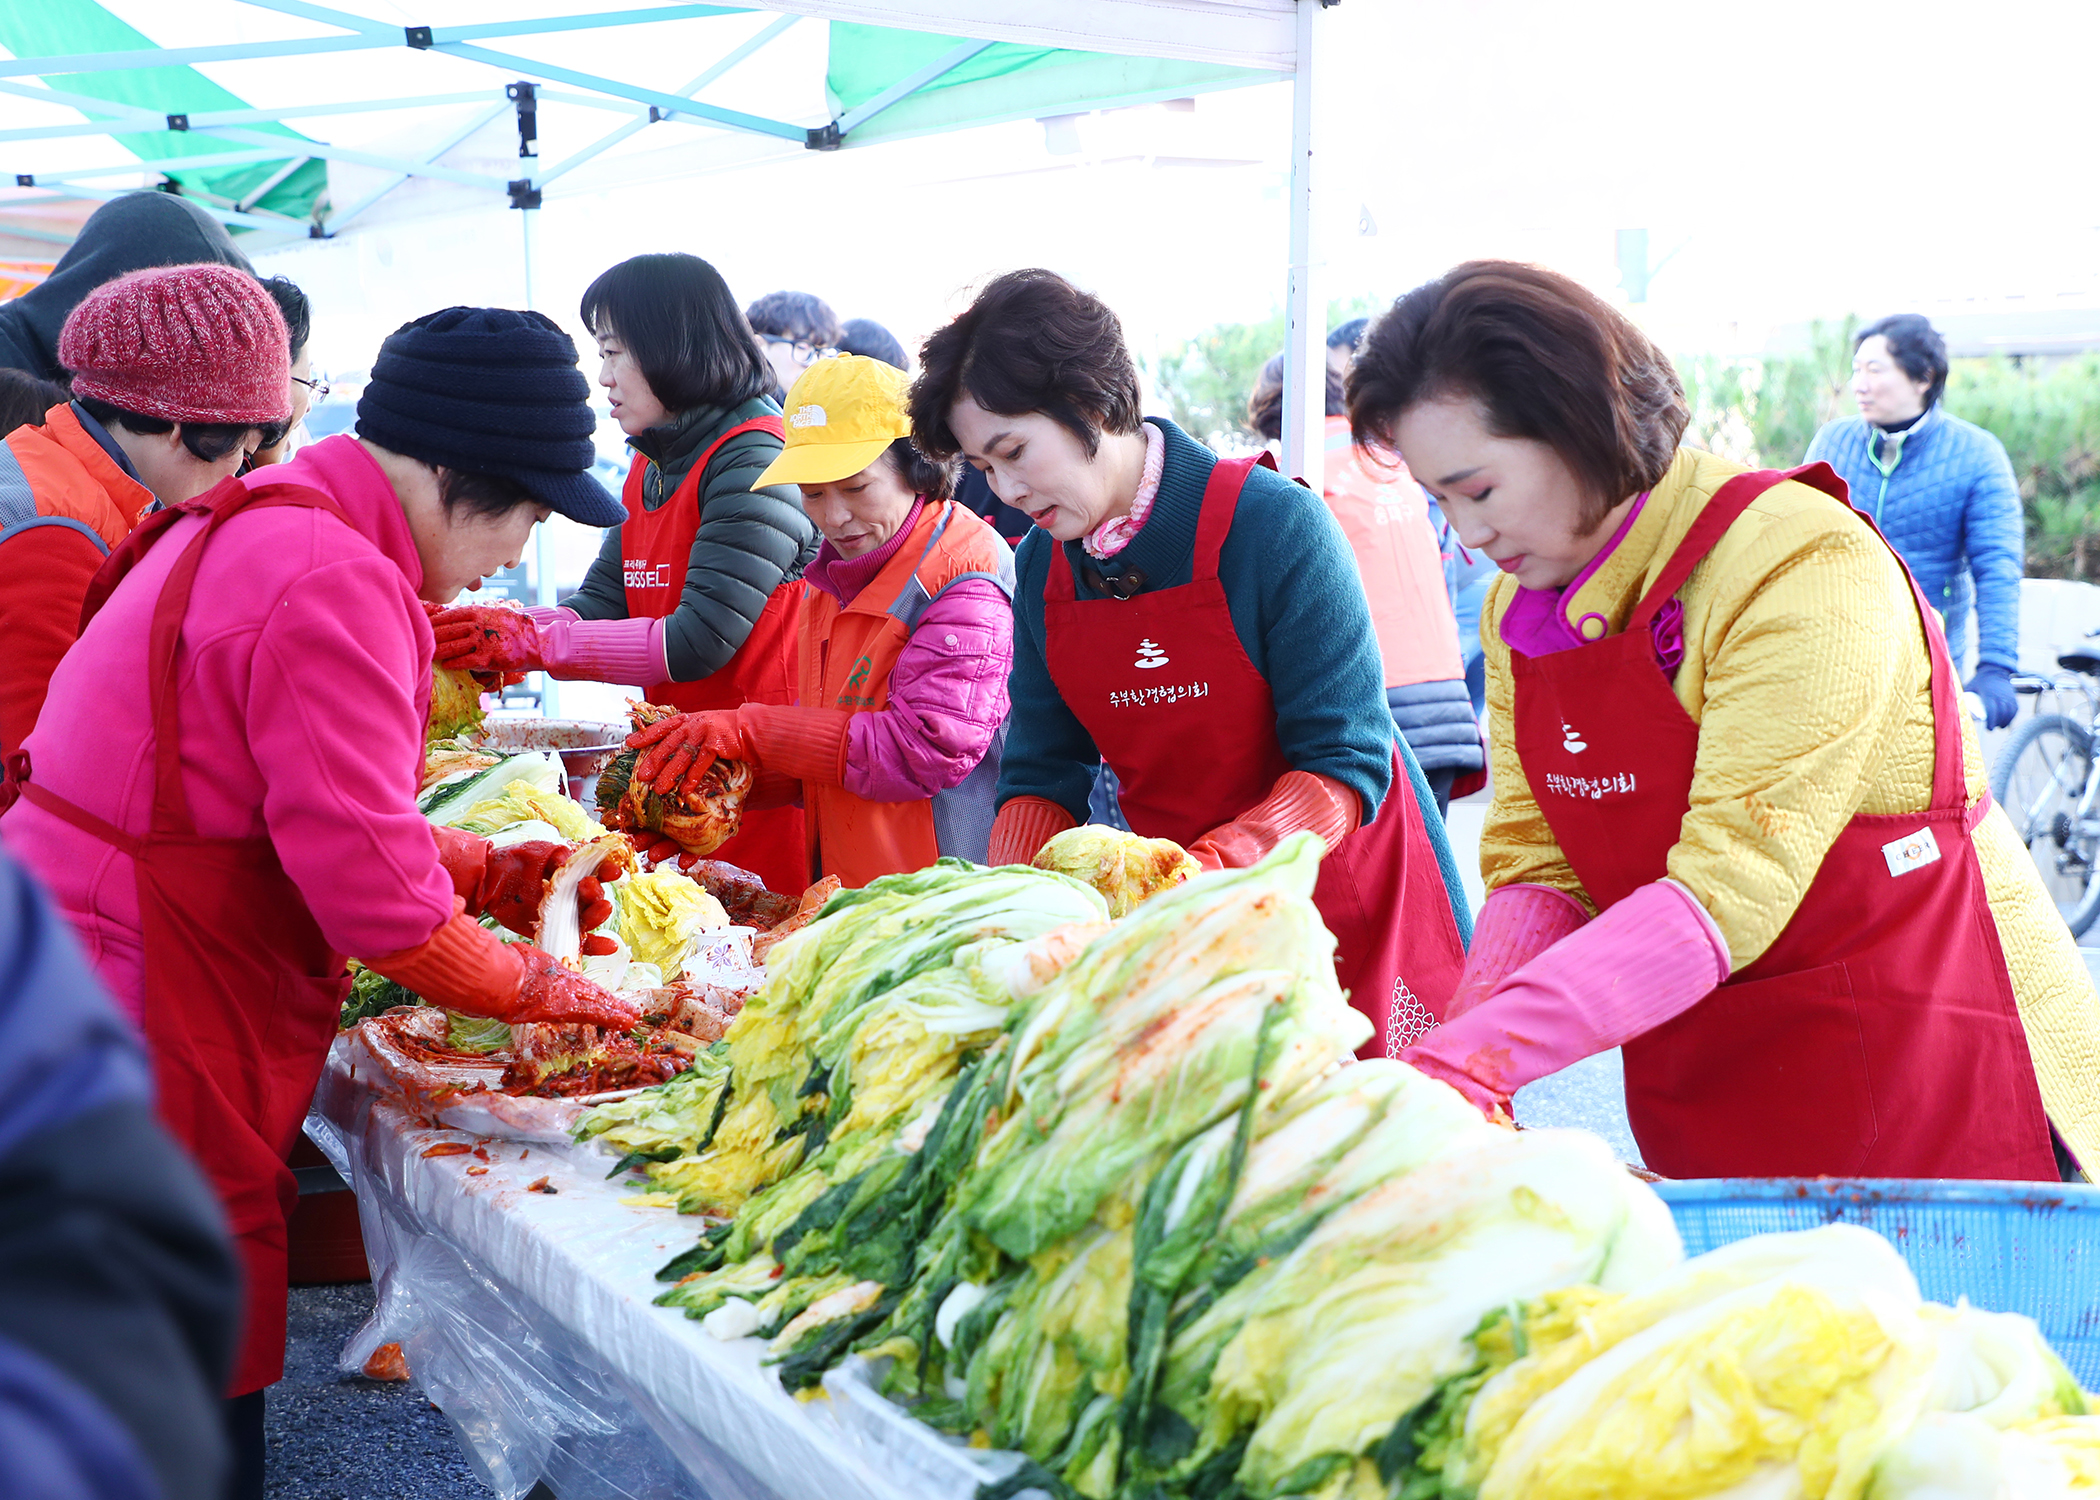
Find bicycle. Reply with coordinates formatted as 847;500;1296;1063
1991;641;2100;935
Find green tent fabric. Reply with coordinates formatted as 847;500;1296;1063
0;0;326;226
825;22;1266;145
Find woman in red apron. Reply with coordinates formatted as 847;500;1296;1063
431;254;818;894
904;269;1470;1055
2;307;639;1497
1348;260;2100;1180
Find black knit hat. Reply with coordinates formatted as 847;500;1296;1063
356;305;623;527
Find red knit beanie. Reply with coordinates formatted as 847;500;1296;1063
59;262;290;425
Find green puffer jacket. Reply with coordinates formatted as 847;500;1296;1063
563;397;819;681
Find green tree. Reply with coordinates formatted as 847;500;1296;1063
1148;297;1381;449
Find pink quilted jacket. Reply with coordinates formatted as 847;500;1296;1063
803;498;1014;804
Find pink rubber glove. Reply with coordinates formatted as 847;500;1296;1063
429;605;665;685
1186;771;1360;871
1401;878;1730;1119
529;607;665;686
1446;883;1591;1021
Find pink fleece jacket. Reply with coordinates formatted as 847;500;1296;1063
802;499;1014;804
0;435;455;1019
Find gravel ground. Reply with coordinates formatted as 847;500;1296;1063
268;1283;492;1500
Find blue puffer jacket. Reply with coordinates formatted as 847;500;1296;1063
1803;404;2023;670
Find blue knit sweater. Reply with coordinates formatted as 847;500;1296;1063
1803;404;2023;670
1002;418;1402;825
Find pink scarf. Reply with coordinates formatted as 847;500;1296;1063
1083;422;1166;560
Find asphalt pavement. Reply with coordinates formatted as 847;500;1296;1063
269;1283;489;1500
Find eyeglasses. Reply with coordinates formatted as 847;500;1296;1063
763;336;827;363
292;375;330;400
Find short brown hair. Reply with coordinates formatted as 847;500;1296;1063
1348;261;1688;529
908;268;1142;460
881;436;954;502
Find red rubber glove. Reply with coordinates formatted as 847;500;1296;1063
626;711;748;798
364;909;640;1030
988;795;1078;867
430;604;545;674
1185;770;1360;872
431;825;616;940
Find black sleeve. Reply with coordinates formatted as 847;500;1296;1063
0;1100;241;1500
660;429;819;682
559;523;631;621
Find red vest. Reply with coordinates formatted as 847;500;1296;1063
617;417;806;894
797;501;1013;888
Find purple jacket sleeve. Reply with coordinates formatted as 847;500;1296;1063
844;578;1014;804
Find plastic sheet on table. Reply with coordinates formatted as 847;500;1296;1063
307;1039;1022;1500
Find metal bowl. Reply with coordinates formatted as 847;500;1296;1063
476;717;626;804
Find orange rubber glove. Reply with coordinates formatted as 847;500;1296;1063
364;905;640;1030
430;824;615;940
988;795;1079;867
627;706;850;799
1185;770;1360;872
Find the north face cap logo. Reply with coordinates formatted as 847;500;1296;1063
789;404;828;429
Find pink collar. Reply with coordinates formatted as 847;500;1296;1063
264;436;426;594
1497;493;1648;657
1083;422;1166;560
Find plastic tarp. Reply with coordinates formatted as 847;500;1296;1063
308;1040;1033;1500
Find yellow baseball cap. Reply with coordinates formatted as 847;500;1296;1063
755;354;912;488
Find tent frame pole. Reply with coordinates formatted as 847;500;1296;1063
1281;0;1328;493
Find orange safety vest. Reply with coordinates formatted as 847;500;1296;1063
0;402;154;755
796;500;1014;888
1321;415;1464;690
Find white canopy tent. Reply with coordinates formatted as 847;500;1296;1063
0;0;1341;486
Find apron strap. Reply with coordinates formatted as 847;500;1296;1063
17;780;143;857
1044;449;1269;606
1627;468;1792;629
1192;453;1267;582
143;478;351;838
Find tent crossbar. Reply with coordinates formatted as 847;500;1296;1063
319;99;512;234
0;222;78;247
0;4;748;79
831;38;997;138
23;146;291;181
0;78;163;128
195;124;510;188
29;182;294;233
0;90;504;145
431;39;804;141
236;153;314;210
0;34;379;79
535;11;800;185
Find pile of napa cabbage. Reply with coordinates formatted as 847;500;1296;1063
579;835;2100;1500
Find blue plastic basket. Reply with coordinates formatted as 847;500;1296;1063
1655;1179;2100;1386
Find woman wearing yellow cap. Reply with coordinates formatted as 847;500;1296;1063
628;355;1016;887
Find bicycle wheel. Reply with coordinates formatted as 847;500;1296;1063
1991;713;2100;934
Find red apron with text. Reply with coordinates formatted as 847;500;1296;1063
1510;464;2054;1179
21;477;356;1393
1043;455;1466;1054
620;416;808;893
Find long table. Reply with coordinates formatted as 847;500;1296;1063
308;1044;1028;1500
